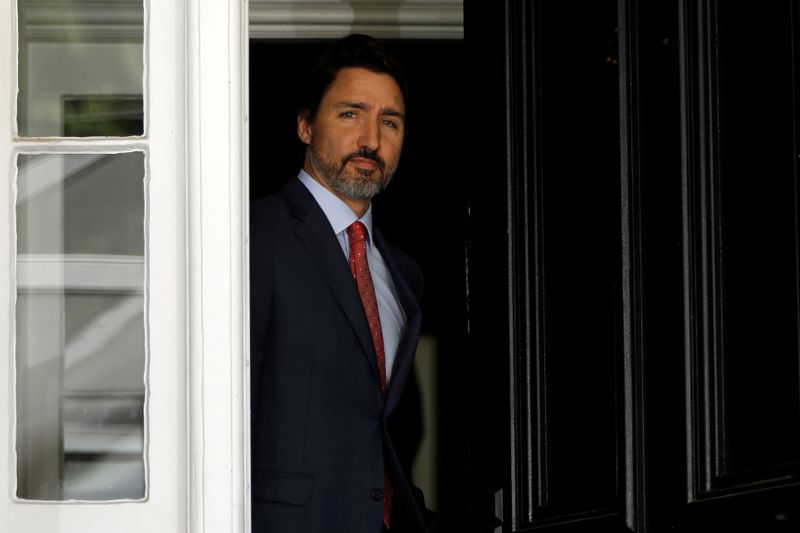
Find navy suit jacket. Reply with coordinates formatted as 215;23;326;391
250;178;431;532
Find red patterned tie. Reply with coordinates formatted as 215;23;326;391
347;221;393;528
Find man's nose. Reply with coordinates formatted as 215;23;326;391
357;120;380;151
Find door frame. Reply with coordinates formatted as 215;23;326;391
185;0;250;531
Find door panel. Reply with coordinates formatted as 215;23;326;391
466;0;800;531
504;0;626;529
680;0;800;512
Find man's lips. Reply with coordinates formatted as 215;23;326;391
349;157;379;169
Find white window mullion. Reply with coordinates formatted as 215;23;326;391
144;0;187;528
1;0;15;520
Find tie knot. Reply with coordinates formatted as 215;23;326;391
347;221;368;246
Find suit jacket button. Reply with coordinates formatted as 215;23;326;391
370;488;384;502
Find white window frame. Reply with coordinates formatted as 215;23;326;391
0;0;250;530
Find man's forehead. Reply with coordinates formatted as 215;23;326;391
323;67;405;107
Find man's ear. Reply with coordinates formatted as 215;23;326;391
297;112;312;145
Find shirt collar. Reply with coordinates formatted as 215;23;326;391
298;170;374;244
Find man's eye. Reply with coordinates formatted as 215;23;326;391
382;119;397;129
341;111;356;118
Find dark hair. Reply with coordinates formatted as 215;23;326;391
299;34;408;120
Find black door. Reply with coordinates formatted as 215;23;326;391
462;1;800;531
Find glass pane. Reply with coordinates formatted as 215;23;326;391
15;153;146;501
17;0;144;137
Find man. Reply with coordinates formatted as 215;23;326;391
250;34;434;532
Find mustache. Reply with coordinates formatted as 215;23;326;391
341;148;385;171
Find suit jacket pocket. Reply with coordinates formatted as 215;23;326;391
252;469;314;507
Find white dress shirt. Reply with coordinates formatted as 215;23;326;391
298;170;406;381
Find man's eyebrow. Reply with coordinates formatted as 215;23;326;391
381;108;405;120
335;101;405;120
336;101;371;111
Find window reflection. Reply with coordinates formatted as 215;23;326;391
15;153;146;501
17;0;144;137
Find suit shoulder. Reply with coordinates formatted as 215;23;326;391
251;191;300;242
250;193;287;224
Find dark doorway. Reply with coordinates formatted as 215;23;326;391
250;0;800;530
250;38;474;530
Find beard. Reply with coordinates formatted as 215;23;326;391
307;144;396;200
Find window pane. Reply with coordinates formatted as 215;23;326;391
15;153;146;501
17;0;144;137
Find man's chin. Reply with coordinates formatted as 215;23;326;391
330;177;386;200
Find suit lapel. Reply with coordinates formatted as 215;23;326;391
282;180;381;380
374;228;422;413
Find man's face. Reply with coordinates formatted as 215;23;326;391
298;67;405;204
